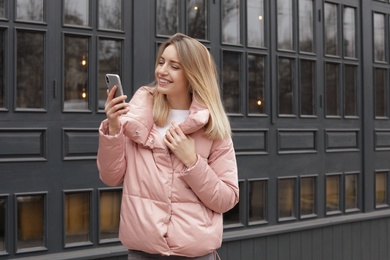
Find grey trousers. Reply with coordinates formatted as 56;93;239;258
128;250;216;260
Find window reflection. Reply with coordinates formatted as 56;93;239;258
156;0;178;36
0;197;5;252
278;58;294;115
16;0;43;22
376;172;388;207
300;177;316;216
344;65;357;116
64;0;89;27
187;0;207;39
98;39;122;110
373;13;385;62
223;182;243;225
343;7;356;58
277;0;293;50
98;0;122;30
278;178;295;219
65;192;91;244
326;175;341;213
300;60;315;115
17;31;44;109
99;189;122;241
324;3;338;56
345;174;358;210
374;68;387;117
326;63;339;116
0;0;4;18
247;0;264;47
222;0;240;44
249;180;266;223
64;35;89;111
222;51;241;114
16;195;45;250
248;54;265;114
0;30;4;108
299;0;314;53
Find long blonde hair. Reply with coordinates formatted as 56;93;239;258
153;33;231;140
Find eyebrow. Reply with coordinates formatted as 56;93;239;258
160;56;181;65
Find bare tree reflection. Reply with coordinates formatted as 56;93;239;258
64;0;88;26
99;0;122;30
17;32;44;109
187;0;206;39
16;0;43;21
156;0;178;36
0;0;4;17
222;0;240;44
223;52;240;113
0;30;3;108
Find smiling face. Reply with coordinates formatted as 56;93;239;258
155;44;191;109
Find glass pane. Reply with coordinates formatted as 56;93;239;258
98;39;122;110
156;0;178;36
249;180;266;222
345;174;358;210
343;7;356;58
326;63;339;116
64;0;89;27
247;0;265;47
0;0;4;18
16;0;43;22
0;30;4;108
344;65;357;116
16;195;45;250
64;35;89;111
187;0;207;39
279;178;295;219
248;54;265;114
0;197;5;252
300;177;316;216
299;0;314;53
278;58;294;115
277;0;293;50
324;3;338;56
300;60;315;115
373;13;385;62
326;175;340;212
222;0;240;44
374;68;387;117
98;0;122;30
376;172;388;206
223;182;243;225
65;192;90;244
99;190;122;240
17;31;44;109
222;51;241;113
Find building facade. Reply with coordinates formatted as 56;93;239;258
1;0;390;259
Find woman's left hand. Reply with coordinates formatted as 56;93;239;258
164;122;197;168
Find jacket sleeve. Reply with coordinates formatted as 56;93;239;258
97;119;127;186
180;137;239;214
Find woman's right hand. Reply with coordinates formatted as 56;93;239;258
105;85;130;135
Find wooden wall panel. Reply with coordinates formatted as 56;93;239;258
62;128;99;160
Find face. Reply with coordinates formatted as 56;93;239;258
155;44;191;108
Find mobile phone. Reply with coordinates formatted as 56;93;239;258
105;74;125;102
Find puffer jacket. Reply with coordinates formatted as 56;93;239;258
97;86;239;257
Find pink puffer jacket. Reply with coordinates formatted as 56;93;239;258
97;86;239;257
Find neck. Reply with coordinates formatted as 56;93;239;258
167;94;192;109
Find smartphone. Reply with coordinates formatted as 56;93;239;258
105;74;125;102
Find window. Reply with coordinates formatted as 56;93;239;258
222;51;241;114
224;181;243;226
156;0;178;36
345;173;359;211
278;178;296;221
376;171;388;208
187;0;207;40
64;0;89;27
16;30;44;110
248;54;265;114
374;68;387;117
98;0;122;31
299;0;314;53
300;60;316;116
64;191;91;246
278;58;295;115
16;194;46;251
0;0;5;18
222;0;240;44
248;179;267;224
247;0;265;48
0;29;4;109
16;0;44;22
300;176;316;217
0;196;6;253
99;189;122;242
326;174;341;214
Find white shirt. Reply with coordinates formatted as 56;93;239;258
156;109;190;136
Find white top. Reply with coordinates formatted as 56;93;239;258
156;109;190;136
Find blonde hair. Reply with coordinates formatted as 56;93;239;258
152;33;231;140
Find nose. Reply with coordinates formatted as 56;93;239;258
157;63;168;75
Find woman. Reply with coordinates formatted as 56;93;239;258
97;33;239;259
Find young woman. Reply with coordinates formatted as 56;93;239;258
97;33;239;260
